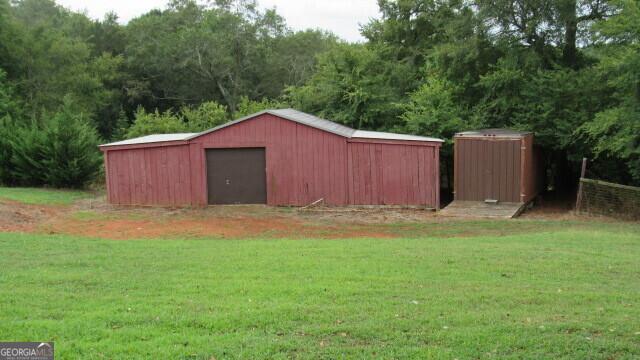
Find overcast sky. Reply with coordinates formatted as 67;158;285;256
55;0;380;42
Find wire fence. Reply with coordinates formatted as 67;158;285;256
576;178;640;221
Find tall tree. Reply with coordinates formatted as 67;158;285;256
579;0;640;184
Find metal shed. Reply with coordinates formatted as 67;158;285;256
453;129;540;204
99;109;443;208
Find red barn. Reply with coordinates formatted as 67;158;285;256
99;109;443;208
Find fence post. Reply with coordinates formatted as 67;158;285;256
575;158;587;212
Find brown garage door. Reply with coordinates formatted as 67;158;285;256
455;139;521;202
206;148;266;204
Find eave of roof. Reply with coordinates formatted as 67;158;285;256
100;133;197;147
352;130;442;143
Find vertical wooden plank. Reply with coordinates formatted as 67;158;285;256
492;140;500;201
462;140;476;200
516;138;524;202
360;143;368;204
453;138;459;200
461;140;467;200
407;146;416;204
122;151;132;204
269;116;278;205
291;122;300;205
161;147;170;205
404;146;410;204
347;142;354;204
352;143;360;204
427;146;434;206
296;123;306;205
435;146;440;209
504;141;513;202
277;117;285;205
319;130;327;202
422;146;431;205
103;151;112;203
368;144;377;204
374;144;382;204
470;139;477;201
361;143;368;204
328;133;336;204
481;139;488;201
500;141;508;202
111;151;119;204
142;149;150;204
416;146;424;204
188;143;200;206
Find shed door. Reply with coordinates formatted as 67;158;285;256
456;139;521;202
206;148;266;204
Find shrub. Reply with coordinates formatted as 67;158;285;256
182;101;229;132
232;96;284;119
125;107;188;139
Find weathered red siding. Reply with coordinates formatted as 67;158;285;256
347;141;438;206
190;114;350;206
105;144;192;206
102;113;441;207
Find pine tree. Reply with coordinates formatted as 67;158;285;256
39;101;103;188
9;123;48;186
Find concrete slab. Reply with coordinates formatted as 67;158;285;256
439;201;527;219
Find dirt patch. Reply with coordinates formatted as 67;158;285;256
0;200;65;232
3;195;622;240
43;210;396;240
45;199;434;239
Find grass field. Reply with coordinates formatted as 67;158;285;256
0;187;639;358
1;230;639;359
0;186;92;205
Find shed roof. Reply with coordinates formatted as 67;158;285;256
100;109;443;148
101;133;197;147
351;130;440;142
455;129;531;138
186;109;443;142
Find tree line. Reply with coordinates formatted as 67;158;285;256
0;0;638;191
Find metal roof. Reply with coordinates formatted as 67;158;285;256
352;130;443;142
186;109;443;142
185;108;357;140
455;129;531;138
100;133;197;147
100;109;444;147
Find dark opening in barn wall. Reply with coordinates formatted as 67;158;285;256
206;148;266;204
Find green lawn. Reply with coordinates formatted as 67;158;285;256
1;229;639;359
0;187;93;205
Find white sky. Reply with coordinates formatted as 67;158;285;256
55;0;380;42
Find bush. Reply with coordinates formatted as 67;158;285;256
232;96;284;119
125;107;188;139
182;101;229;132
